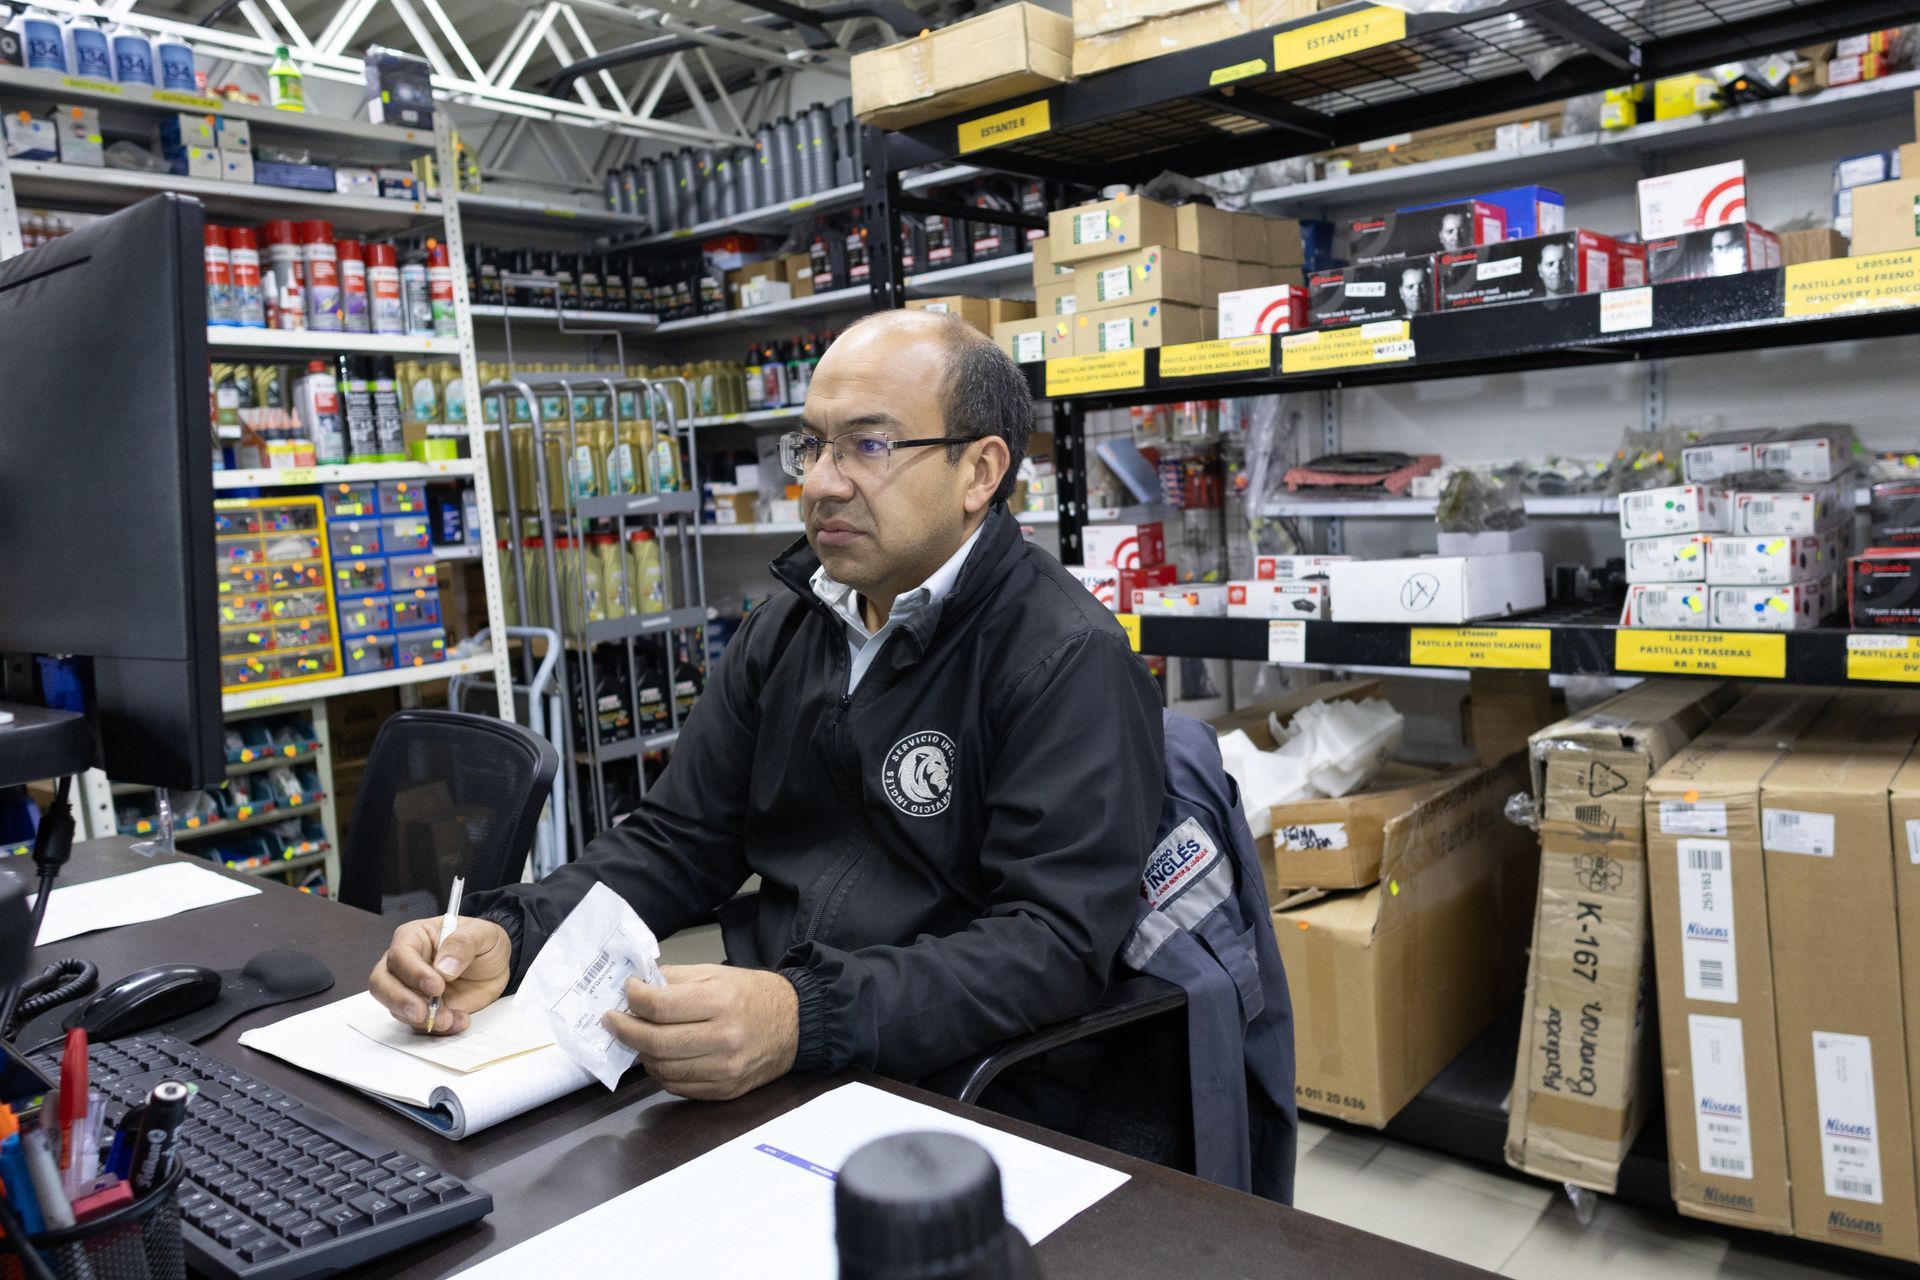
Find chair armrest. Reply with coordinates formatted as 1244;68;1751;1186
923;975;1187;1105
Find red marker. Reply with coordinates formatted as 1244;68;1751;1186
59;1028;88;1176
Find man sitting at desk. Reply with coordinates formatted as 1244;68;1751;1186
368;309;1166;1106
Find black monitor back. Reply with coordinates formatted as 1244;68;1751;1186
0;194;222;788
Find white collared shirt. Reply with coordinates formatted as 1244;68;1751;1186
811;522;985;693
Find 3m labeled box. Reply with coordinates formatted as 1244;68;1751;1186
1506;682;1735;1194
851;3;1074;130
1048;195;1180;265
1274;755;1539;1126
1073;245;1204;309
1646;688;1834;1234
1764;697;1920;1261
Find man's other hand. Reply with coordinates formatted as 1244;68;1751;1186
368;916;512;1036
604;964;798;1101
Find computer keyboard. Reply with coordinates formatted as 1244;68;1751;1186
30;1032;492;1280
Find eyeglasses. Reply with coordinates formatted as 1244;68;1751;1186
778;430;977;480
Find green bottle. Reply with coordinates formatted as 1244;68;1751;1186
268;45;304;112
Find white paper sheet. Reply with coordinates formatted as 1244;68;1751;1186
455;1082;1130;1278
517;881;666;1089
346;997;555;1074
29;861;260;944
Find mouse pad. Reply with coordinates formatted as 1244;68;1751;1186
17;950;335;1051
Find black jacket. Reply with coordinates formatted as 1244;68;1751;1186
466;504;1166;1079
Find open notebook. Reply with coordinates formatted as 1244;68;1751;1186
238;992;595;1139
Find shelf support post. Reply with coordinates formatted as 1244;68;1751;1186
863;124;905;311
1055;400;1087;565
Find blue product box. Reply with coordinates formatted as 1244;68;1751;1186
255;161;338;192
1401;185;1566;240
1835;151;1900;192
1300;219;1339;275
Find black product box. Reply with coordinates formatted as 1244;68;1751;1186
0;26;21;67
1851;549;1920;628
1871;480;1920;546
1645;223;1781;283
1348;200;1507;264
364;46;435;129
1436;230;1622;309
1308;255;1434;326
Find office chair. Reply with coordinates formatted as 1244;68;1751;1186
335;710;559;921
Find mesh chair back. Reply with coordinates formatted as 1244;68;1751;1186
335;710;559;920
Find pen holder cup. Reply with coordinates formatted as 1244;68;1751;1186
13;1164;186;1280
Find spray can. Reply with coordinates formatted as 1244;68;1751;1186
771;117;797;205
400;249;432;334
15;8;66;73
715;152;737;221
604;168;625;214
337;355;378;461
228;226;265;328
426;240;456;335
63;14;111;80
154;30;195;91
638;158;663;231
365;242;403;334
369;356;406;460
108;22;153;84
805;103;832;194
336;239;369;333
203;224;236;326
261;220;303;330
298;221;340;331
752;125;774;208
295;360;345;464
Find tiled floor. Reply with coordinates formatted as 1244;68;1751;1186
658;924;1888;1276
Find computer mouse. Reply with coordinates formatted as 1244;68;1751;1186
65;963;222;1041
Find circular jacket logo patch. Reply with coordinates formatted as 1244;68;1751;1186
883;731;955;817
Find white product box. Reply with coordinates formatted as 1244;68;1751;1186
47;106;102;167
1626;533;1709;584
1254;554;1349;581
214;116;251;153
1083;522;1166;570
1619;583;1711;627
334;166;379;198
1755;436;1846;483
1726;482;1841;536
3;115;55;161
1327;552;1545;624
1226;580;1327;619
1709;582;1824;631
1218;284;1307;338
1066;565;1119;609
1680;439;1757;483
1618;485;1729;537
222;151;254;183
1705;529;1840;586
173;144;221;180
1638;160;1747;238
741;278;793;308
1436;526;1545;557
1132;585;1228;617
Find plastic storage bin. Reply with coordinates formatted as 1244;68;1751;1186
266;560;325;592
344;633;395;674
339;596;393;635
324;480;379;518
381;513;432;553
387;553;437;592
219;594;274;626
329;519;384;557
333;557;391;595
390;588;441;629
379;478;426;513
393;625;446;667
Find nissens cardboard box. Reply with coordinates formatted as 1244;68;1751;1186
1274;754;1539;1127
1506;682;1735;1194
1645;687;1834;1234
1763;696;1920;1262
851;4;1073;129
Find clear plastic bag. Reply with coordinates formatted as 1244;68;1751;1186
1436;470;1527;534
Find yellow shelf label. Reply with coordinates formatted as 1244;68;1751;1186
152;89;221;110
788;198;815;212
1045;350;1146;397
1785;250;1920;318
1209;58;1268;86
957;100;1051;155
543;207;578;219
1409;627;1550;670
63;76;121;94
275;467;316;484
672;228;693;238
1117;613;1142;653
1846;634;1920;682
1616;629;1785;678
1159;335;1271;380
1279;321;1414;373
1274;5;1407;74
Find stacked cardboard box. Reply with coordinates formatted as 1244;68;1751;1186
1851;89;1920;253
1070;0;1315;77
850;3;1073;129
1506;682;1736;1193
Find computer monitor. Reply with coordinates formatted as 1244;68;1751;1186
0;193;223;788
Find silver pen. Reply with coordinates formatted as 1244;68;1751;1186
425;875;465;1035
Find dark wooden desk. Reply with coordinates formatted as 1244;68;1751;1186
10;841;1490;1278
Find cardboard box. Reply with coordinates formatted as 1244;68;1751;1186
740;277;790;309
1645;687;1835;1233
852;3;1074;130
1073;245;1203;310
1029;235;1074;287
1064;561;1176;610
1048;195;1180;265
1706;529;1842;586
1884;750;1920;1260
1132;584;1227;616
1230;213;1270;264
1619;485;1729;537
1218;284;1308;337
1758;428;1851;483
1083;521;1166;570
1267;217;1306;268
46;105;101;167
3;114;55;162
1350;200;1507;263
1226;579;1326;619
1709;583;1827;631
1328;553;1544;624
214;116;252;154
1036;279;1078;317
1071;0;1315;76
993;317;1057;365
909;295;1034;334
1626;533;1711;584
1681;438;1758;484
222;150;255;184
1618;583;1711;628
1655;72;1724;121
1727;483;1841;537
1506;682;1735;1194
1235;261;1285;292
1070;301;1208;355
1640;161;1748;238
1437;230;1626;309
1764;698;1920;1260
1851;180;1920;256
1648;224;1782;282
1174;201;1235;260
1255;553;1349;580
783;253;813;297
1274;754;1539;1126
1263;764;1451;892
1201;256;1239;305
1308;255;1434;326
169;144;222;180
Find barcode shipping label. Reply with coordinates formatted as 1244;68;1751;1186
1074;210;1108;244
1763;808;1835;857
1662;800;1728;837
1689;1014;1755;1181
1098;265;1132;301
1678;838;1737;1003
1813;1031;1883;1204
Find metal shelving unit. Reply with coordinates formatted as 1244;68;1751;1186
220;654;494;714
3;161;442;231
617;163;984;249
205;328;465;357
